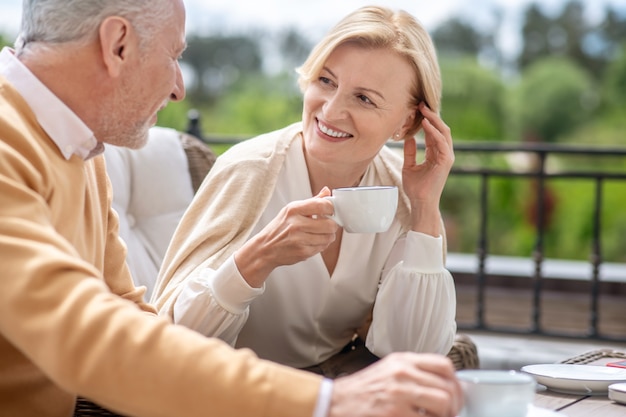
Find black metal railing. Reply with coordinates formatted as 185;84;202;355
406;141;626;343
187;116;626;343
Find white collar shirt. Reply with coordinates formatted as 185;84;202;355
0;47;100;160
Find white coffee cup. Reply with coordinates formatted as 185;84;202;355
456;370;536;417
324;186;398;233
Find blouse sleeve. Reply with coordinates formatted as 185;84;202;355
365;231;457;357
173;256;264;346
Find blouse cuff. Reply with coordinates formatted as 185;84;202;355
210;255;265;314
403;231;444;273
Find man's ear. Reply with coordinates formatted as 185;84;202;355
99;16;134;77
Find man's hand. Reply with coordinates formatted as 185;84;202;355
329;352;462;417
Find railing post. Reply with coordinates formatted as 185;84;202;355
589;177;603;337
186;109;205;141
475;173;489;329
531;151;547;334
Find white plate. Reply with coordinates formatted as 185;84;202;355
521;364;626;395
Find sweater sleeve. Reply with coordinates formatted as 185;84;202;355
365;231;457;357
173;255;265;345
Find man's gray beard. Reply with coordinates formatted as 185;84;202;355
103;124;150;150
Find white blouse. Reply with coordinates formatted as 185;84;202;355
172;136;457;368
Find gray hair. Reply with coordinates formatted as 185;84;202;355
16;0;173;52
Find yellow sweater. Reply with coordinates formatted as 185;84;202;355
0;76;321;417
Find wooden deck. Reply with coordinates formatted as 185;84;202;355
455;284;626;340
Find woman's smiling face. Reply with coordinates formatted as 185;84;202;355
301;42;418;168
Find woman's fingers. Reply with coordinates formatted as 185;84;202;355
403;135;418;169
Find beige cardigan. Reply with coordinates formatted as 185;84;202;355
153;122;425;317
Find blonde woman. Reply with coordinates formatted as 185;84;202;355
155;5;457;380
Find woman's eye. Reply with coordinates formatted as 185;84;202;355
358;94;374;105
319;76;332;85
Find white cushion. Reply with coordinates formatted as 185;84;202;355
104;127;195;299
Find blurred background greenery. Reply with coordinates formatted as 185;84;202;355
2;0;625;262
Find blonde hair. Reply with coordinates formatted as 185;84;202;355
296;5;441;137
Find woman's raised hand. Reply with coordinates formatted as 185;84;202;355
402;103;454;236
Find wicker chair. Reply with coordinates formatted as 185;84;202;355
448;333;480;370
74;397;125;417
559;348;626;365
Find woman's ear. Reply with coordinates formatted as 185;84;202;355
98;16;134;77
399;107;419;138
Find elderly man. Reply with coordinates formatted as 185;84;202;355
0;1;462;417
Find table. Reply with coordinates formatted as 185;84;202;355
534;388;626;416
532;352;626;416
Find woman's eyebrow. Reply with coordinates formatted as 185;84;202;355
322;66;386;101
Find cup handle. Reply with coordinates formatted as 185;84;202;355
323;196;343;227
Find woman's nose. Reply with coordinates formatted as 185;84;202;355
323;92;348;120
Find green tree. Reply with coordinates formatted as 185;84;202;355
562;43;626;147
602;43;626;108
199;72;302;137
518;0;625;79
277;28;313;73
439;57;506;141
512;57;595;142
182;34;263;102
432;18;487;57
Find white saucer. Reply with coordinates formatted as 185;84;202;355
609;382;626;405
522;364;626;395
457;405;562;417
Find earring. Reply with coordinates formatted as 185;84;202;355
394;132;401;139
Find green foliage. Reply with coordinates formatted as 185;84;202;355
517;0;623;79
440;57;507;141
511;57;595;142
0;33;10;49
156;100;192;132
440;176;482;252
487;177;537;256
601;181;626;263
196;72;302;137
564;107;626;146
602;44;626;108
541;178;626;263
182;34;264;101
433;18;490;57
544;179;595;260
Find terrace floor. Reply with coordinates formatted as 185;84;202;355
455;284;626;370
